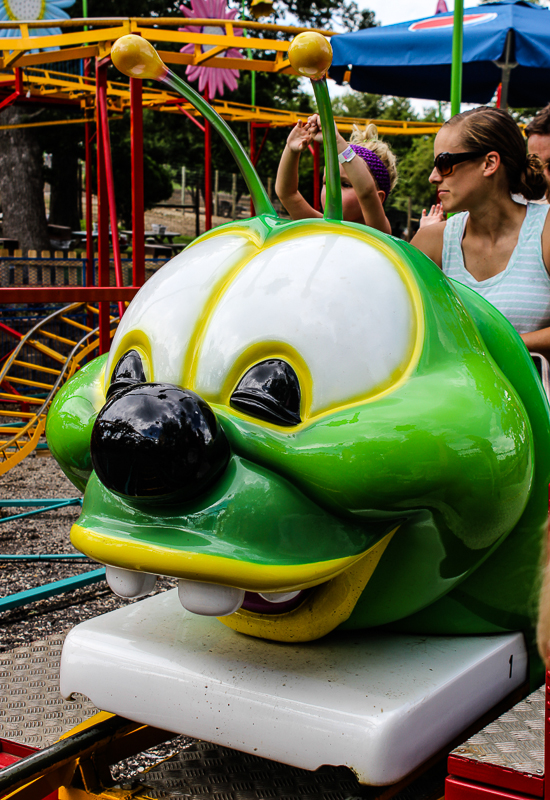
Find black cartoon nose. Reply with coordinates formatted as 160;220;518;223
91;383;230;502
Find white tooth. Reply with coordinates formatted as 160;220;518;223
106;566;157;598
259;590;301;603
178;579;244;617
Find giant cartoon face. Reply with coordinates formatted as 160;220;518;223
46;216;548;643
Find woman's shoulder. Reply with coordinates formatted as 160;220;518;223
410;221;446;268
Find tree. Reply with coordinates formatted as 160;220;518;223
0;0;377;251
0;105;50;252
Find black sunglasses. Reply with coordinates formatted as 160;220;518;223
433;151;486;177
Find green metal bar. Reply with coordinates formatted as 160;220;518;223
161;69;276;218
311;78;342;222
450;0;464;117
0;568;105;612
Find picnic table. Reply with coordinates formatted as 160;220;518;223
122;229;183;259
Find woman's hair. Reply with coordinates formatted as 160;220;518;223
444;106;546;201
349;123;398;192
525;103;550;138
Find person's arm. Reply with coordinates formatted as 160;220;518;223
522;210;550;359
336;130;391;234
275;121;322;220
307;114;390;233
410;222;445;268
520;328;550;361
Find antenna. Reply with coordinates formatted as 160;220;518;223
111;34;277;220
287;32;342;222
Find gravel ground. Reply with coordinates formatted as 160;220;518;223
0;452;177;652
0;453;190;782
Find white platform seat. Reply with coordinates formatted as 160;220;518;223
60;589;527;786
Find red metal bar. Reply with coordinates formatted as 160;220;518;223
131;77;145;287
97;63;125;320
252;123;270;167
313;140;321;212
175;102;205;133
448;755;543;798
0;67;22;112
0;288;139;302
445;775;531;800
0;321;23;339
250;122;256;217
96;60;112;355
545;487;550;800
84;59;94;289
204;87;212;232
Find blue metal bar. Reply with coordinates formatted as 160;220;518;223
0;554;90;561
0;498;82;507
0;498;82;523
0;569;106;612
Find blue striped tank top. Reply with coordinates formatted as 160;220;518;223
442;202;550;334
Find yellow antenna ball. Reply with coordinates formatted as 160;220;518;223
111;34;167;81
288;32;332;80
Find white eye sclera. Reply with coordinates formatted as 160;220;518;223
195;234;416;416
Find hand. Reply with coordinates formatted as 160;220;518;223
286;120;313;153
419;203;445;228
305;114;346;149
305;114;324;144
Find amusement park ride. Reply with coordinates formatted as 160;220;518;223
1;12;550;800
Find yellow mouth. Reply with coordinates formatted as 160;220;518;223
220;528;397;642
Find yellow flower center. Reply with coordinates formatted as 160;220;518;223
4;0;46;21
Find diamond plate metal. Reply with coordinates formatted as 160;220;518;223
0;632;98;749
134;740;367;800
133;739;449;800
451;686;544;775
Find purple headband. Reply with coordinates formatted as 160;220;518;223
350;144;392;202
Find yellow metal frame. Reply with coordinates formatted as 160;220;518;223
0;18;443;135
0;304;118;475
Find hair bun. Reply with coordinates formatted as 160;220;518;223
521;153;547;201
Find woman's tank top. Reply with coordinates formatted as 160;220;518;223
442;202;550;334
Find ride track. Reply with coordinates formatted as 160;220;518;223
0;304;118;475
0;17;445;135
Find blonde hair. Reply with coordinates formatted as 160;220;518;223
349;123;398;192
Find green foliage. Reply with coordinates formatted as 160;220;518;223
51;0;378;223
390;136;437;214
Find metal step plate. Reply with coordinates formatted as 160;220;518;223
133;739;451;800
450;686;544;775
0;633;98;749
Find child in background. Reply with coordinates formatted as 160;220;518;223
275;116;397;235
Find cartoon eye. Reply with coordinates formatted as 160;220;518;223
107;350;147;399
230;359;301;426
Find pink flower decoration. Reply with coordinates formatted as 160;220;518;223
180;0;244;99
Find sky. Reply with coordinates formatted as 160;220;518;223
357;0;547;26
356;0;476;26
323;0;481;113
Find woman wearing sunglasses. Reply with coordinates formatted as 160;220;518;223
412;106;550;357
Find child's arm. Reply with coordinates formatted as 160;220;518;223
308;114;391;234
275;121;322;220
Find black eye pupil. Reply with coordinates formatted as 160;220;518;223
107;350;147;399
230;359;301;427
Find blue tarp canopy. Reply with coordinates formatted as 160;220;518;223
330;0;550;107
